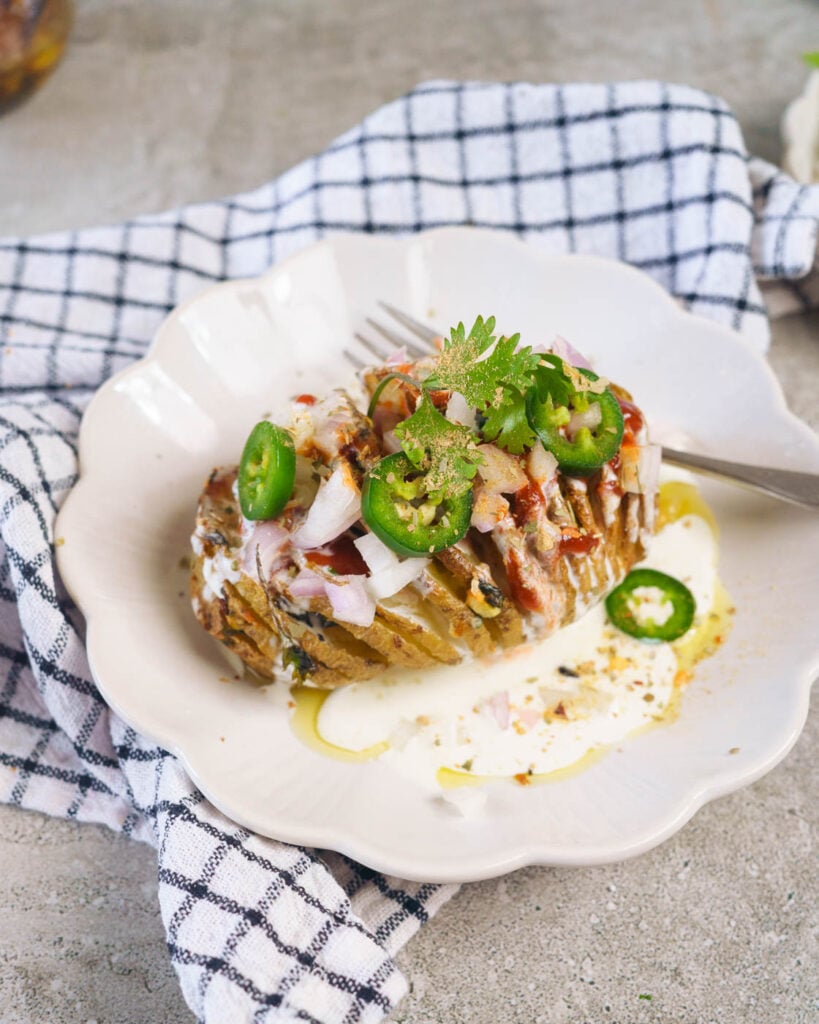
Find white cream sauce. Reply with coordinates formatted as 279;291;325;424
192;477;244;602
314;503;718;794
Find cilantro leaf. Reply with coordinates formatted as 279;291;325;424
424;316;541;410
421;316;495;404
393;394;483;498
481;387;538;454
533;354;574;406
533;357;609;420
367;315;598;497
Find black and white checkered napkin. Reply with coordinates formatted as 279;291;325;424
2;80;818;1024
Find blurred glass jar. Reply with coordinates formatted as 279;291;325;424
0;0;72;114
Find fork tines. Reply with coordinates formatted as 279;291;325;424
344;302;441;369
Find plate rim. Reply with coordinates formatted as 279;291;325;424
57;226;819;882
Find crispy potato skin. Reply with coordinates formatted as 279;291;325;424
190;461;654;688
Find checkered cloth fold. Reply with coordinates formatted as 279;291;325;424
1;80;818;1024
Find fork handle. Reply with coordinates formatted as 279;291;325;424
661;447;819;509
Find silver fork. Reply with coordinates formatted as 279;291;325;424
347;303;819;510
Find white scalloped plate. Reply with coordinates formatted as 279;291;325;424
56;228;819;883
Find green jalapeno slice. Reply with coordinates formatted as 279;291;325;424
526;365;624;476
605;568;696;642
237;421;296;520
361;452;473;557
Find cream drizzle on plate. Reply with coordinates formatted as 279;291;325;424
290;475;732;800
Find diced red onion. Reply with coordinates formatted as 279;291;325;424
381;429;402;454
485;691;510;730
291;564;379;626
241;521;289;578
354;532;399;573
567;403;602;439
324;575;376;627
289;567;328;598
385;346;410;366
517;708;541;732
476;444;528;494
367;558;428;600
550;334;593;370
292;463;361;549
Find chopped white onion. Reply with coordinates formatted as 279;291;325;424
476;444;528;494
292;463;361;549
324;575;376;627
620;443;662;495
445;391;476;428
567;403;602;439
367;558;428;600
354;532;400;573
289;405;314;454
355;532;428;599
471;487;509;533
309;392;364;463
526;444;558;486
550;334;593;370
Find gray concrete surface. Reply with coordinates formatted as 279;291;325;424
3;0;819;235
1;1;817;1022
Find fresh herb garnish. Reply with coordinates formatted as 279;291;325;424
393;393;482;498
365;315;617;513
480;387;538;454
533;354;606;405
421;323;605;461
424;316;541;408
380;315;546;494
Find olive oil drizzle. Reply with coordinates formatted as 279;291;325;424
290;685;387;763
288;480;734;786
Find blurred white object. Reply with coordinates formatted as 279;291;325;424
782;69;819;183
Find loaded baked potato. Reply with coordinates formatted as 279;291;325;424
191;318;660;687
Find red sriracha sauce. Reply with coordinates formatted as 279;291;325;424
305;535;369;576
617;398;644;448
558;528;599;557
511;481;546;529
